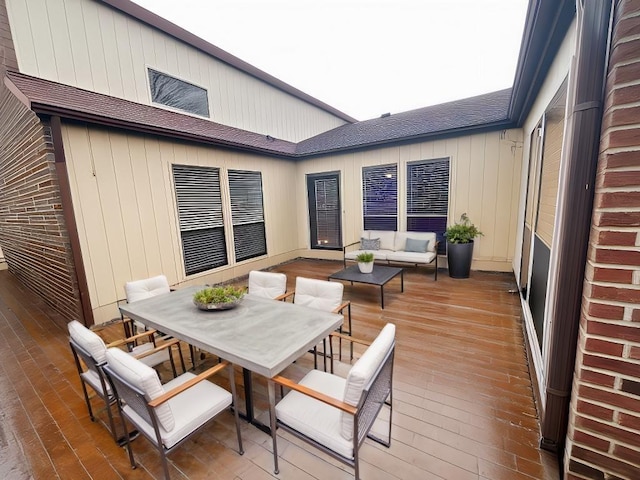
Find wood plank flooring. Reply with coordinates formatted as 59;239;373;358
0;259;560;479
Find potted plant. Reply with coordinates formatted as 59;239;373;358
444;213;483;278
355;251;375;273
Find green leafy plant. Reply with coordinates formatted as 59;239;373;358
193;285;245;304
445;213;483;244
356;251;375;263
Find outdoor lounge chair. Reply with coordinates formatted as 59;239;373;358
268;323;395;480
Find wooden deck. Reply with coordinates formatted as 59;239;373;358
0;259;560;479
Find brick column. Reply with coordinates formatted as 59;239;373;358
565;1;640;478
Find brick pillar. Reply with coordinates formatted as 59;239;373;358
565;1;640;478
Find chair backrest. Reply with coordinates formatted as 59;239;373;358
341;323;396;441
294;277;344;312
125;275;170;303
68;320;107;364
248;271;287;299
104;347;175;432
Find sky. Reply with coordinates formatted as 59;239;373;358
131;0;530;121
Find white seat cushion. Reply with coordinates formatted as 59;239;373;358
80;369;111;397
276;369;353;459
248;271;287;299
125;275;171;303
68;320;107;364
123;372;232;449
345;249;389;261
341;323;395;440
294;277;344;312
131;342;171;369
105;347;175;431
386;251;436;264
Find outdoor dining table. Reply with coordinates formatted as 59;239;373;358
118;285;343;431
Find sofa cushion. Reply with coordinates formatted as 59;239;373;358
360;237;380;250
387;251;436;264
345;250;389;262
405;237;429;252
367;231;396;251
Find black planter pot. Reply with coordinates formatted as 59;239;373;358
447;241;474;278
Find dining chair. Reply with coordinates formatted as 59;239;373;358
247;270;287;300
267;323;395;480
123;274;192;369
103;347;244;480
67;320;181;444
281;276;352;368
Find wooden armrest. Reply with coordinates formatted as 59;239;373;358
280;291;295;302
272;375;357;415
149;361;230;407
273;291;289;301
332;300;350;314
329;331;371;346
132;338;180;360
107;329;159;348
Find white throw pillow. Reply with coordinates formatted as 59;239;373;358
341;323;395;440
105;347;175;432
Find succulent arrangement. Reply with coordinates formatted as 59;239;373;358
193;285;245;305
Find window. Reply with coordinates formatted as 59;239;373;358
307;172;342;249
406;158;449;254
148;68;209;117
228;170;267;261
172;165;227;275
363;164;397;230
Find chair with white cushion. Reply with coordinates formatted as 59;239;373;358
123;274;191;370
281;276;352;367
103;347;244;480
67;320;180;444
248;270;287;300
267;323;395;480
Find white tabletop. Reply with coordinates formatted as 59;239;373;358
119;286;343;378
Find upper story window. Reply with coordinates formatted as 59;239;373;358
148;68;210;117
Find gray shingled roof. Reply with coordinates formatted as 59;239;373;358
5;71;297;156
6;71;514;158
296;89;514;155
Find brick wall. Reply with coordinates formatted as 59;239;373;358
565;1;640;478
0;87;82;324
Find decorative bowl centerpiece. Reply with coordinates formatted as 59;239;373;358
193;285;246;311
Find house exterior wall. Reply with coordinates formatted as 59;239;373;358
4;0;348;142
516;20;576;400
296;129;524;272
565;2;640;478
61;122;301;323
0;88;81;323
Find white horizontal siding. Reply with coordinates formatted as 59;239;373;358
6;0;348;142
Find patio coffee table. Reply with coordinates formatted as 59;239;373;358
328;264;403;309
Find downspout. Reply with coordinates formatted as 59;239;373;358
50;116;95;326
540;0;612;453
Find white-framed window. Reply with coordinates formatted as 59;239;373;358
228;169;267;261
148;68;209;117
172;164;227;275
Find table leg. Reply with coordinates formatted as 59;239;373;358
268;380;280;474
401;270;404;292
240;368;272;435
380;285;385;309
